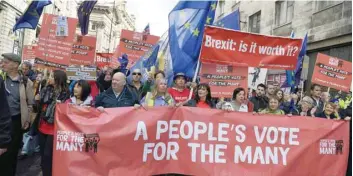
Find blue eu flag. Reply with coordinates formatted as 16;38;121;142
13;0;52;32
168;1;217;78
143;45;160;69
283;33;308;90
128;32;168;83
78;0;97;36
214;9;240;30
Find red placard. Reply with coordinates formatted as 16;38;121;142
200;26;302;70
115;29;159;68
200;63;248;98
312;53;352;92
95;53;113;69
70;35;97;66
22;45;36;61
36;14;78;66
53;105;349;176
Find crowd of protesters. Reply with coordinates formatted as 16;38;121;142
0;52;351;176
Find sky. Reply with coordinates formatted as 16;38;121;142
126;0;178;37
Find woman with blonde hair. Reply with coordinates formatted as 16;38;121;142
140;78;174;107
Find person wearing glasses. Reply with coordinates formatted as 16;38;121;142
128;69;144;101
140;78;174;107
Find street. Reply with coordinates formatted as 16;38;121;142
16;153;42;176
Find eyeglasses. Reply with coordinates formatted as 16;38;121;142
132;73;141;76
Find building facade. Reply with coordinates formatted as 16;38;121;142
0;0;29;56
77;0;135;53
0;0;135;58
216;0;352;91
0;0;78;56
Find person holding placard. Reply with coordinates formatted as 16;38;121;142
216;87;254;112
185;83;215;108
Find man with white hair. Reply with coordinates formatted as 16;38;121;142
128;68;144;101
95;72;139;110
321;92;331;107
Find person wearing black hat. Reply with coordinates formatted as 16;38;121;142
168;72;194;106
0;53;34;175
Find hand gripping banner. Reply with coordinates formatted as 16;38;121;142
53;104;349;176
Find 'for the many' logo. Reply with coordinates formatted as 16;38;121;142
84;133;100;153
319;139;344;155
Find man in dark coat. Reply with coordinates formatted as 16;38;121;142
95;72;139;110
0;76;12;173
250;83;268;112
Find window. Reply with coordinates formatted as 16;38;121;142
249;11;261;33
275;1;294;26
91;24;96;30
317;1;336;11
66;1;70;10
219;0;225;15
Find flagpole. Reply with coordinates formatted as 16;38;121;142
188;29;206;100
300;80;304;100
188;58;201;100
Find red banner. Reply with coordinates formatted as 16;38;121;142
36;14;78;66
53;105;349;176
200;26;302;70
22;45;36;61
200;63;248;98
95;53;113;69
312;53;352;92
115;29;159;68
70;35;96;66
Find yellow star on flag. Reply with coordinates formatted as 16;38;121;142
192;28;200;36
211;3;216;10
184;22;191;29
206;16;212;24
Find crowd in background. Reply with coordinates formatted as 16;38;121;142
0;53;351;176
